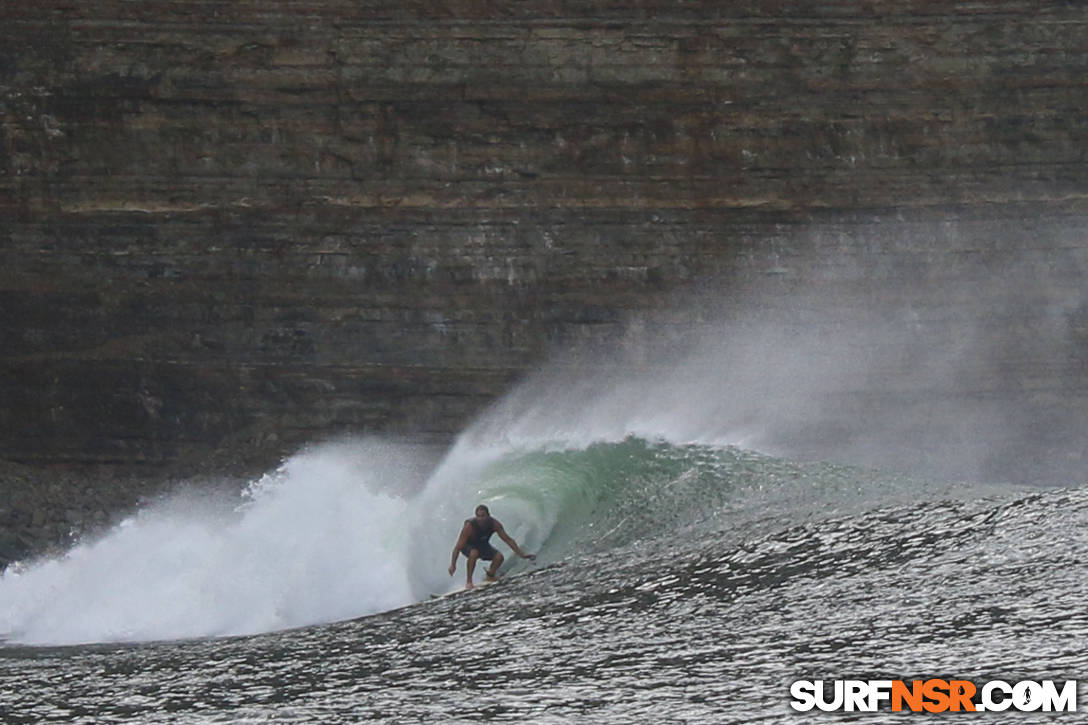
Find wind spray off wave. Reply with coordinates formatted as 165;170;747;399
6;267;1072;647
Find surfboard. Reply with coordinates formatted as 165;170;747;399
429;577;501;600
427;561;561;601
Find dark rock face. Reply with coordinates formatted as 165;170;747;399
0;459;166;568
2;1;1088;479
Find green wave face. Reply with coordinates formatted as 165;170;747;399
457;435;935;563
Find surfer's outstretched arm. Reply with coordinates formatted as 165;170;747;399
495;521;536;560
448;522;472;576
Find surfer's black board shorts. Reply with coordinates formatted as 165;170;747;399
461;542;497;560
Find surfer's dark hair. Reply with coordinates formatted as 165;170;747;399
475;504;490;516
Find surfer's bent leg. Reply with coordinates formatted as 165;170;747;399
464;548;479;588
486;551;504;581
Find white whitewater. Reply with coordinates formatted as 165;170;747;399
0;436;555;646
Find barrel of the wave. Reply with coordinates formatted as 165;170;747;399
405;442;564;600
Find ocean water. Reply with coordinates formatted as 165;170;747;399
4;247;1088;722
1;432;1086;723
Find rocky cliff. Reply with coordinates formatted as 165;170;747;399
3;0;1087;493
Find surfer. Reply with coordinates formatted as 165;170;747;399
448;505;535;589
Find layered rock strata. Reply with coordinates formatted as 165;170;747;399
2;1;1086;491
